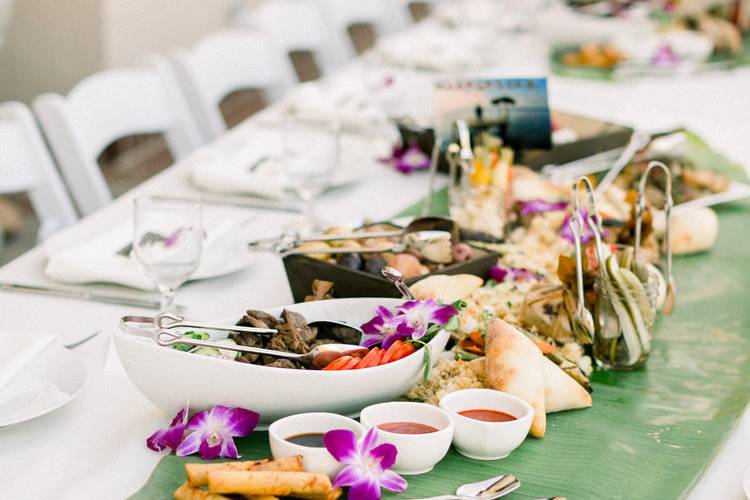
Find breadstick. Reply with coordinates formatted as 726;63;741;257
174;481;232;500
186;456;304;486
208;471;332;496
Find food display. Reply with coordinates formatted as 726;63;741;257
561;42;628;68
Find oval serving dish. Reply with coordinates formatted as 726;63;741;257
114;298;449;425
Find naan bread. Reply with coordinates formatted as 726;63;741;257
409;274;483;303
485;319;546;438
541;357;592;413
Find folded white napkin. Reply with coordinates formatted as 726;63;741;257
189;143;287;199
283;82;389;132
0;333;55;391
373;22;484;73
43;213;252;290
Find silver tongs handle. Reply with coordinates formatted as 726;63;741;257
594;130;650;196
119;312;277;337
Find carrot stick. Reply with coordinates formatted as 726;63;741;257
381;341;403;364
357;348;380;369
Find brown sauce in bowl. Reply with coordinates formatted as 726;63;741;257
458;409;517;422
378;422;439;434
286;432;326;447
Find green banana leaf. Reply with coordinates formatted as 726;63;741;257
130;135;750;500
551;36;750;81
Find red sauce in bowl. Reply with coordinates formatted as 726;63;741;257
458;409;517;422
378;422;439;434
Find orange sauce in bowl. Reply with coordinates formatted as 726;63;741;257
458;409;517;422
377;422;439;434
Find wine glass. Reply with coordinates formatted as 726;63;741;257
133;196;202;312
280;122;341;234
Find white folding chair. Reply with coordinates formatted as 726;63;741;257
236;0;353;76
0;102;78;241
163;29;297;142
316;0;411;53
33;66;203;216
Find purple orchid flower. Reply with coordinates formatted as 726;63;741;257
489;265;538;283
652;42;681;68
146;403;189;452
516;199;568;217
380;142;430;174
324;428;407;500
360;306;413;349
396;299;457;340
560;209;609;245
176;406;259;460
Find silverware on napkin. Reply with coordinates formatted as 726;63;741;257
0;282;170;310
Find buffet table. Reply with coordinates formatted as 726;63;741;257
1;17;750;500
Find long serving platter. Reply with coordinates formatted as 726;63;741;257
131;132;750;499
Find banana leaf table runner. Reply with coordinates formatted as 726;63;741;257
551;36;750;81
132;133;750;499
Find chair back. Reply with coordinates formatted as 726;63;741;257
166;29;296;141
33;67;203;215
317;0;410;50
0;102;78;241
241;0;353;75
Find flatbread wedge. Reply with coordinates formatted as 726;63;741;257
541;356;592;413
485;319;546;438
409;274;483;303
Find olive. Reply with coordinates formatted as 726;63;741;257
336;253;363;270
363;255;388;275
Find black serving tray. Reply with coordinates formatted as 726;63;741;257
397;112;633;173
283;248;498;302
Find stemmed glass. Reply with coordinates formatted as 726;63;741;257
280;122;341;234
133;196;202;312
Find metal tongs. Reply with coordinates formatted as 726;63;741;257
422;119;474;215
634;160;675;315
119;312;367;368
568;177;602;344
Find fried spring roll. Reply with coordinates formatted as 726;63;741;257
174;482;232;500
290;488;344;500
208;471;332;496
186;456;304;486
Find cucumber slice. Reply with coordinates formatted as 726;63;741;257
193;339;239;360
604;256;644;366
619;267;656;328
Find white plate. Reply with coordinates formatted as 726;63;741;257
743;462;750;499
0;342;86;427
115;298;450;424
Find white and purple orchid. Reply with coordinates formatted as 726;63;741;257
360;306;412;349
489;265;539;283
146;404;259;460
360;300;458;347
380;143;431;174
397;299;457;340
324;428;407;500
146;403;189;452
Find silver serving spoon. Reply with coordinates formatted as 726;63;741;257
455;474;520;498
381;266;416;299
156;331;367;369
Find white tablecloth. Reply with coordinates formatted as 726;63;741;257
1;17;749;500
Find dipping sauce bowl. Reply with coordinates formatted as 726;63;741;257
360;401;454;475
439;388;533;460
269;412;365;479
